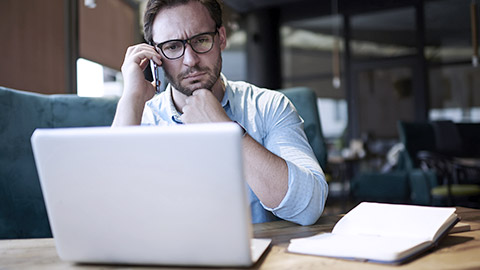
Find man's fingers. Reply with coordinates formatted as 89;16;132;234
139;58;149;70
124;44;162;66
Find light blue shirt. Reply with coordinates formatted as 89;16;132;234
142;75;328;225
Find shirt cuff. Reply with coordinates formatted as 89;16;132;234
259;160;327;225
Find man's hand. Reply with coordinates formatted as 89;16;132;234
112;44;162;127
180;89;230;124
121;44;162;103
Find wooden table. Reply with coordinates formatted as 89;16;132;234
1;207;480;269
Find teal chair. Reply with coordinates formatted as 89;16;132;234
0;86;119;239
1;85;326;239
351;171;411;203
397;121;436;170
349;121;436;205
280;87;328;170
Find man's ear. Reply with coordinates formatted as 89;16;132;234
218;26;227;51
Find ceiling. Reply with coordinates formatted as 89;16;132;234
222;0;300;13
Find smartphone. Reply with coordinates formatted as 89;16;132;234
150;60;161;94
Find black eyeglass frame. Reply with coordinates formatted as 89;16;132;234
151;30;219;60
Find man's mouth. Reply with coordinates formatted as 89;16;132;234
183;72;206;80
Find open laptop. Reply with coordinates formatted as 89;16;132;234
31;123;271;267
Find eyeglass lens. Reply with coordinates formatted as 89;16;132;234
160;32;215;59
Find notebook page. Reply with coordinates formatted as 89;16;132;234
332;202;456;241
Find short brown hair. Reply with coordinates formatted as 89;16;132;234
143;0;223;43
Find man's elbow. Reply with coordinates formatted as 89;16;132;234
291;181;329;226
296;200;327;226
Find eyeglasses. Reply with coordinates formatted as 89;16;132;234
152;30;218;60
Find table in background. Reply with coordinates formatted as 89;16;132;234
1;207;480;270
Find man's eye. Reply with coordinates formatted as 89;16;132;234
165;45;177;51
194;37;210;44
163;43;181;51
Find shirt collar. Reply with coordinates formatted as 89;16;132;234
164;84;183;124
220;73;232;109
222;74;237;113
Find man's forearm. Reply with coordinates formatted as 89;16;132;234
242;135;289;209
112;96;146;126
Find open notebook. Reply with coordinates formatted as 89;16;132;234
31;123;271;267
288;202;459;264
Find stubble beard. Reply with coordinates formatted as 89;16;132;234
164;55;222;96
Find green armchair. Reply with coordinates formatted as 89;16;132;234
279;87;328;170
0;86;119;239
352;120;480;206
349;121;436;205
0;85;327;239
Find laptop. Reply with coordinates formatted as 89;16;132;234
31;123;271;267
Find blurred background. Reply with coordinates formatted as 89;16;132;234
1;0;479;212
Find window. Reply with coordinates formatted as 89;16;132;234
76;58;123;97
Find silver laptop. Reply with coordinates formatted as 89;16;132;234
31;123;271;267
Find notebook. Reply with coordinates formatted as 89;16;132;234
288;202;459;264
31;123;271;267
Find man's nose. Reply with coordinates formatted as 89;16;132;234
182;44;200;67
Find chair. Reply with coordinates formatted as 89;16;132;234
280;87;328;170
348;122;421;204
397;121;436;170
1;86;327;239
399;120;480;207
350;171;410;203
431;120;464;156
0;86;119;239
453;159;480;185
417;151;480;207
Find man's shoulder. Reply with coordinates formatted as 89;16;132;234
227;80;286;101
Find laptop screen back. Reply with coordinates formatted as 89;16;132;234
31;123;256;266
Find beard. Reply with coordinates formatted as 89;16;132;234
164;54;222;96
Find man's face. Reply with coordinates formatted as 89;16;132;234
152;1;227;96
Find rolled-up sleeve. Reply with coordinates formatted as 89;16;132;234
258;93;328;225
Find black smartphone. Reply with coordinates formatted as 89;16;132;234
150;60;161;94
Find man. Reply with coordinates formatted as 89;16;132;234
112;0;328;225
